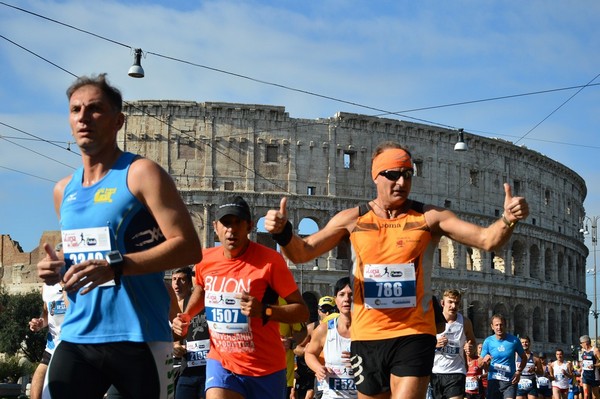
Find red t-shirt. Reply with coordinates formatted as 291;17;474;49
195;241;299;376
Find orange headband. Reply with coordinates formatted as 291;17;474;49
371;148;412;180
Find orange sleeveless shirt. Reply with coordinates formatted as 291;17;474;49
349;201;437;341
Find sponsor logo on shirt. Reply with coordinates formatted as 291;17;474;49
94;188;117;203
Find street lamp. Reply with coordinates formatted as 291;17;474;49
582;216;599;347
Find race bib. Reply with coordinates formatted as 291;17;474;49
61;227;115;286
555;372;564;381
440;340;460;356
363;263;416;309
583;359;593;370
465;376;479;392
538;376;550;387
185;339;210;367
205;291;249;334
518;377;533;390
492;363;510;382
48;300;67;316
328;377;355;391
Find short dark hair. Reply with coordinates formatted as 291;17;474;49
173;266;193;281
66;73;123;112
334;277;351;296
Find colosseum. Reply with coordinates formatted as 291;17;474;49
0;99;591;356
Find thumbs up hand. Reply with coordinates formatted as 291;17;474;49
265;197;289;234
37;242;65;285
502;183;529;224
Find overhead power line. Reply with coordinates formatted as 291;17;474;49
0;164;57;183
0;121;80;155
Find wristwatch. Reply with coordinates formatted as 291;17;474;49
501;213;517;228
106;250;124;285
262;304;273;325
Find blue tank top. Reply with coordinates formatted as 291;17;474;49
59;152;171;343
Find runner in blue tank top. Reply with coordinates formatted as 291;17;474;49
480;314;527;399
36;74;202;399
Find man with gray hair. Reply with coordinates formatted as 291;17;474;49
579;334;600;399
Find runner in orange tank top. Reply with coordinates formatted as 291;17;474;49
265;141;529;399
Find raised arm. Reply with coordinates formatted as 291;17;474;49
429;183;529;252
264;197;355;264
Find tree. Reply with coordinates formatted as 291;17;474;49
0;289;46;362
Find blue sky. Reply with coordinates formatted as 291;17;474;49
1;1;600;319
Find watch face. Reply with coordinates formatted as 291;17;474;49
106;251;123;264
266;307;273;316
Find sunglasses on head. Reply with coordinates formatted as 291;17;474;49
379;169;414;181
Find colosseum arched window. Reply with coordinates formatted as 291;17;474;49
545;247;554;282
572;310;579;343
568;256;574;287
557;251;565;283
561;309;568;343
548;309;557;343
492;253;506;274
533;307;543;342
439;236;454;269
511;240;526;277
466;248;483;272
468;300;488;339
514;304;527;337
529;245;540;279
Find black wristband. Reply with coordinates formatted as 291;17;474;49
272;221;293;246
111;262;123;286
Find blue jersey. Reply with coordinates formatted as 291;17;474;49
481;333;524;382
59;152;170;344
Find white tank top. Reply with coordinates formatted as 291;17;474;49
43;283;66;355
551;362;569;389
320;317;356;399
432;313;467;374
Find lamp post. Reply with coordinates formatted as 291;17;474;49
582;216;599;347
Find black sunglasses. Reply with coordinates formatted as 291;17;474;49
379;169;414;181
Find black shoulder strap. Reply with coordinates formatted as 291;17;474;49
410;200;425;214
358;202;371;216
